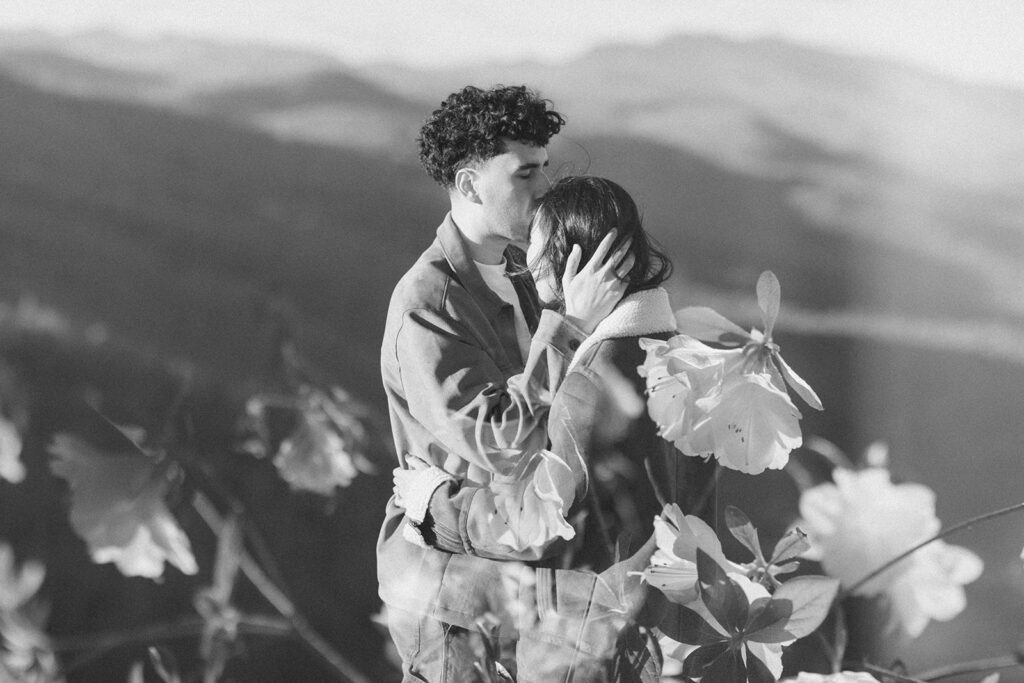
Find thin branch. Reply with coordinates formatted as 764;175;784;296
914;655;1024;681
842;501;1024;598
54;614;292;673
191;492;370;683
861;662;927;683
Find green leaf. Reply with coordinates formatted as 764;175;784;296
743;597;796;644
762;576;839;640
756;271;781;339
697;548;749;636
769;527;810;565
674;307;751;346
681;641;732;679
658;605;726;646
744;645;778;683
702;646;747;683
772;352;823;411
725;506;765;563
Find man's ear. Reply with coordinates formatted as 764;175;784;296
453;168;481;204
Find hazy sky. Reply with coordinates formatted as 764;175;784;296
4;0;1024;88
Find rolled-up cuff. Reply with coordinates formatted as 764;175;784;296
402;520;428;547
534;309;587;358
403;466;456;525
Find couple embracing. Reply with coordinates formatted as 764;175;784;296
378;84;717;682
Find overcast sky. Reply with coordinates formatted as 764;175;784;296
3;0;1024;88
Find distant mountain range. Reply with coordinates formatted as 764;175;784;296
4;31;1024;672
2;29;1023;403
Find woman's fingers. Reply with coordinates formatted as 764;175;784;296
614;252;636;279
586;229;619;270
601;237;632;273
561;243;582;291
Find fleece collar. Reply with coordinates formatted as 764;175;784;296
568;287;676;370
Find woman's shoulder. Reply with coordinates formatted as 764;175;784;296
574;332;674;370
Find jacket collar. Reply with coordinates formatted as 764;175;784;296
436;213;541;334
437;213;508;316
568;287;676;370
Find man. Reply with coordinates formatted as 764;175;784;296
378;85;631;681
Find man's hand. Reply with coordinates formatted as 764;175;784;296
392;455;455;527
561;229;635;334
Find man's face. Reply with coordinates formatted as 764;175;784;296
472;140;550;245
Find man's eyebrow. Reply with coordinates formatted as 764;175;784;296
516;160;550;170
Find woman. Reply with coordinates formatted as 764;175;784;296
395;176;717;681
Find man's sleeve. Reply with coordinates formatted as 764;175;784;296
395;306;585;475
416;370;603;562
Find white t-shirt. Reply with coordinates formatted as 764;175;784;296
475;259;532;364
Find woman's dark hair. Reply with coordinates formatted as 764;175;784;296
531;176;672;298
418;85;565;188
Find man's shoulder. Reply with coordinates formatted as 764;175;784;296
389;240;454;313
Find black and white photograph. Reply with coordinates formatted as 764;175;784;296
1;2;1023;681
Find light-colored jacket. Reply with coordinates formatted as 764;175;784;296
422;287;718;567
377;214;585;627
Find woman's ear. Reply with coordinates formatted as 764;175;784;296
453;168;481;204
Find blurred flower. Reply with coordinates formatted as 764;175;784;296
639;503;741;604
246;386;375;495
0;544;43;616
0;543;59;682
48;433;198;579
486;450;577;553
783;672;880;683
797;466;983;637
0;416;25;484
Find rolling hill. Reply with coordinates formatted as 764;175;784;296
3;31;1024;678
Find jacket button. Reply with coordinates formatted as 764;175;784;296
569;339;580;350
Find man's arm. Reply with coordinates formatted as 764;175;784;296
396;306;584;475
397;370;602;562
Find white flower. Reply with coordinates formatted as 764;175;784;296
0;544;44;614
0;543;60;680
0;416;25;484
48;434;198;579
639;503;742;604
797;467;983;637
639;335;805;475
702;372;802;475
264;386;375;495
485;450;577;553
638;336;739;456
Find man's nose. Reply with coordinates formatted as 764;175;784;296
533;169;552;198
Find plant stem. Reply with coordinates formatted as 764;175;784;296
862;662;927;682
914;655;1024;681
192;493;370;683
54;614;292;673
842;501;1024;598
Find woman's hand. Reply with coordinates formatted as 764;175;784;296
561;229;635;334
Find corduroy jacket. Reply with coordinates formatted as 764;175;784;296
420;287;718;567
377;214;586;627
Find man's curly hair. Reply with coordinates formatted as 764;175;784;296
418;85;565;188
